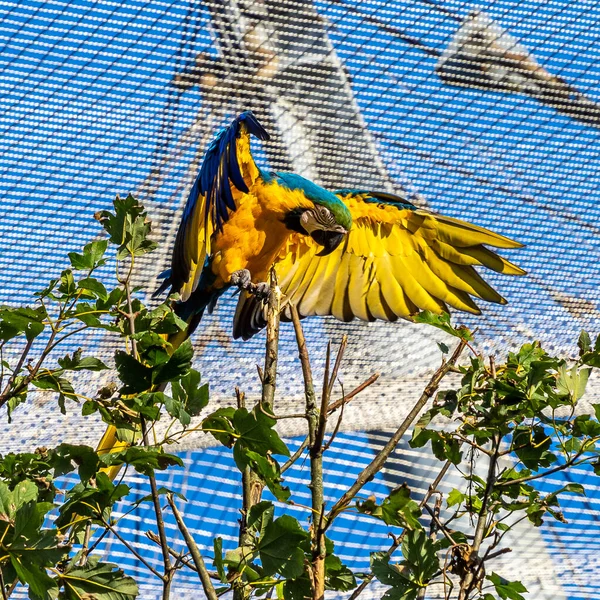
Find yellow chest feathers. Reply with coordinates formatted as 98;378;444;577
210;179;313;285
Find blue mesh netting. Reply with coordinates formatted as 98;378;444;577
2;1;600;598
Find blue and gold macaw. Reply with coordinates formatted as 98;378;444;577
97;110;524;466
163;110;524;341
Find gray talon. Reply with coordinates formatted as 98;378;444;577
231;269;252;289
231;269;270;300
252;281;271;301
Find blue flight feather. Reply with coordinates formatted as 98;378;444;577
166;111;270;298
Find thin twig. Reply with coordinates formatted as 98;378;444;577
236;272;281;600
326;335;347;402
321;341;331;409
261;269;280;411
424;504;458;546
0;567;8;600
141;417;173;598
167;495;219;600
459;432;501;600
78;521;92;566
496;452;591;487
102;518;164;579
327;373;380;414
349;457;457;599
322;383;346;453
147;530;221;578
257;402;305;420
281;436;310;474
327;339;468;528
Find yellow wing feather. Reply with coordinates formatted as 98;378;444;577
272;197;525;325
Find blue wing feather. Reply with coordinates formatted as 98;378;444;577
162;111;270;297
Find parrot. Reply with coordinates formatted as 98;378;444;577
96;110;525;470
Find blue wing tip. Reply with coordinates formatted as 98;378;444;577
238;110;270;142
152;270;172;299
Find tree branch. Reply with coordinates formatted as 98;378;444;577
349;456;458;599
167;495;219;600
290;305;326;600
459;431;501;600
140;417;173;598
327;373;380;414
236;272;281;600
326;339;468;528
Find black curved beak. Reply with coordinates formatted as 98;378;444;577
311;229;347;256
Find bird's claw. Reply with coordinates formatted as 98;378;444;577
231;270;271;301
251;281;271;301
231;269;252;290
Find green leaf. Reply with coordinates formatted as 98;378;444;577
370;552;416;595
12;479;39;514
152;339;194;384
114;351;152;393
96;288;125;311
279;547;306;579
95;194;145;246
171;369;209;417
124;215;158;259
213;537;227;583
51;444;100;482
402;529;439;585
85;239;109;264
357;484;421;529
58;555;138;600
132;486;186;507
56;473;130;529
447;489;465;508
202;407;237;447
513;427;556;470
0;306;46;341
243;450;290;502
68;251;94;270
487;572;528;600
325;557;356;592
282;577;312;600
58;349;108;372
247;501;275;538
414;310;472;341
78;277;109;301
68;240;108;271
233;406;290;458
99;447;183;476
556;364;590;401
0;481;14;518
71;302;103;327
59;269;76;296
578;330;592;355
257;515;309;576
11;554;59;600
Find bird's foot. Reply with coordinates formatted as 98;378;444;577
231;269;271;300
230;269;252;290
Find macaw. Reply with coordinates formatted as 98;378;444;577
96;110;524;468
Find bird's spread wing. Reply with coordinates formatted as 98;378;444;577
232;190;525;340
165;111;269;301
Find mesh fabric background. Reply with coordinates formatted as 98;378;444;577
2;1;600;598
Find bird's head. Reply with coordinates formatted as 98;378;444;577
299;204;350;256
275;172;353;255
